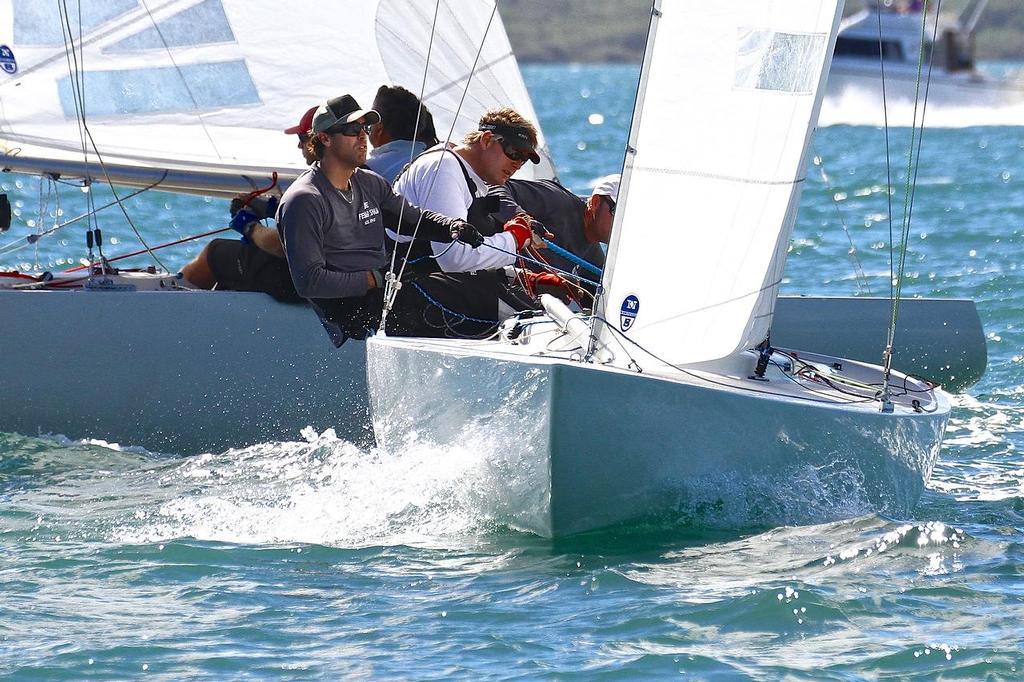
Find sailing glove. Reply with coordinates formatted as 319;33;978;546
503;214;534;251
229;208;260;244
230;195;279;220
451;220;485;248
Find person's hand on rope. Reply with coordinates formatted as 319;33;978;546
229;208;260;244
450;220;485;248
230;194;279;220
521;270;571;302
503;213;538;251
527;215;553;247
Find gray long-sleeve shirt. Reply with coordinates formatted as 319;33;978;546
277;166;457;300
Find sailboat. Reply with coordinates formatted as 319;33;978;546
367;0;952;537
0;0;554;453
0;0;977;455
823;0;1024;124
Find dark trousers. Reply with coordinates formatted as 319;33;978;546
312;271;534;346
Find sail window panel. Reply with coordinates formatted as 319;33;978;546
13;0;139;46
734;29;827;94
56;60;259;118
106;0;235;52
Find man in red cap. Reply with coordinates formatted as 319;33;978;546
179;106;316;301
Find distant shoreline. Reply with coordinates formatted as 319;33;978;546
501;0;1024;64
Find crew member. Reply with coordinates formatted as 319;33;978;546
277;93;522;344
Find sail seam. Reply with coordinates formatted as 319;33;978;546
630;165;805;187
631;276;783;331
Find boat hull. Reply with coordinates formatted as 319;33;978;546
0;290;369;453
0;290;975;453
823;64;1024;126
368;335;950;537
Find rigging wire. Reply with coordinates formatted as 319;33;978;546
58;0;168;272
810;146;872;295
0;177;168;259
138;0;222;159
385;0;442;283
586;314;881;407
381;1;501;328
882;0;941;395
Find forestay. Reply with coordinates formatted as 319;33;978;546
0;0;553;196
597;0;843;367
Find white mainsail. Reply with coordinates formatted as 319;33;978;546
597;0;844;367
0;0;554;196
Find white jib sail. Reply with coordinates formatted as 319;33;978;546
597;0;844;368
0;0;553;196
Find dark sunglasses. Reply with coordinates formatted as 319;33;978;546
327;122;374;137
599;193;616;216
496;137;531;163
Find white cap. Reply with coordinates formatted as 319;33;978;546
591;174;620;203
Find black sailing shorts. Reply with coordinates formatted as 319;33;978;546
206;238;301;303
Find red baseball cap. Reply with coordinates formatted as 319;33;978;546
284;106;317;135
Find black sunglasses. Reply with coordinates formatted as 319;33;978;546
327;122;374;137
496;137;531;163
599;193;616;216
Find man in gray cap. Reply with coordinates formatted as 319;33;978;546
276;93;491;344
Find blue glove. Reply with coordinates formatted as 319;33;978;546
230;208;259;243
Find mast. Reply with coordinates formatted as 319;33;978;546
589;0;662;360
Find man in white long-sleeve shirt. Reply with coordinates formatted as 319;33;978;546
392;107;542;273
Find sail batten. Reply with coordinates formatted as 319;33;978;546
597;0;844;368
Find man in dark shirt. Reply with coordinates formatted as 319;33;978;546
277;93;492;344
489;174;617;285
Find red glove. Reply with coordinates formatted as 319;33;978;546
503;214;533;251
522;271;570;300
524;272;564;288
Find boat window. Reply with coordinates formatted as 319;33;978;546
13;0;139;46
734;29;828;95
834;37;905;61
57;60;260;118
105;0;235;52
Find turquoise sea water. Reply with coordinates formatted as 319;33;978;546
2;64;1024;678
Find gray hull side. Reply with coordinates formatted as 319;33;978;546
367;337;948;537
0;290;369;454
772;297;986;391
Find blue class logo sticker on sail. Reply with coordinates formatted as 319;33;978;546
619;295;640;332
0;46;16;75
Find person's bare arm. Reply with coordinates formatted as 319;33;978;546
250;224;285;257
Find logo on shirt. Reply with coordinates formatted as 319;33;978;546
358;204;380;226
619;294;639;332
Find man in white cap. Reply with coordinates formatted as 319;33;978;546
488;173;619;284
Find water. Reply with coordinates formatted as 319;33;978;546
2;64;1023;678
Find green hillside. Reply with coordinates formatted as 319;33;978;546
500;0;1024;63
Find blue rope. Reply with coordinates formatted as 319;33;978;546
539;238;603;276
475;241;602;289
410;281;499;325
